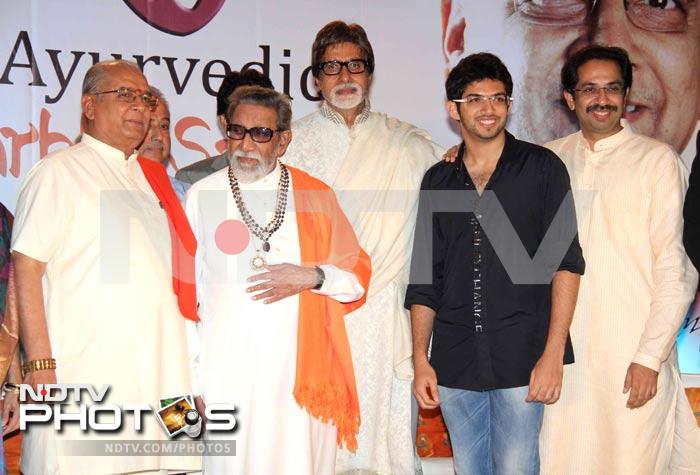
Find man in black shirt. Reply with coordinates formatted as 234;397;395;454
405;53;585;474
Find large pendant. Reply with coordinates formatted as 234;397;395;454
250;253;266;271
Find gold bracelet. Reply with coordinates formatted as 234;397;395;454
3;383;20;393
22;358;56;374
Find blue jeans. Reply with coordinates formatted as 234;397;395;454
438;385;543;475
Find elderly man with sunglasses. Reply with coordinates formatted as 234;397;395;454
11;60;201;474
184;85;371;474
283;21;444;474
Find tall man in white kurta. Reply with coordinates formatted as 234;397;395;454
538;45;700;474
283;22;443;474
11;61;200;474
186;85;370;474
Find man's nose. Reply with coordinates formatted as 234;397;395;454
338;64;352;82
480;97;497;112
588;0;634;48
239;132;257;152
130;98;146;112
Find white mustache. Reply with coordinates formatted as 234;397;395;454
331;82;361;95
232;150;263;162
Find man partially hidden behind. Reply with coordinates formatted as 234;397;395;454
12;60;200;474
138;86;189;201
283;21;443;474
405;53;584;474
539;45;700;474
175;69;274;185
185;86;371;473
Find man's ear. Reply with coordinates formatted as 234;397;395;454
218;115;228;135
82;94;96;120
275;130;292;158
447;100;461;121
563;90;576;111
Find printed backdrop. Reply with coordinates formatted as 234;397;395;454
1;3;698;448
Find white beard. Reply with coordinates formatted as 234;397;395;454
328;82;365;110
228;150;275;183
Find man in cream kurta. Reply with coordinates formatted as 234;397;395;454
186;85;370;474
12;61;199;474
539;46;700;474
283;21;443;474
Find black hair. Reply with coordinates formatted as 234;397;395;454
561;45;633;93
445;52;513;100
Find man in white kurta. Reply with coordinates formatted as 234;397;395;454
12;61;199;474
283;21;443;474
539;46;700;474
186;85;369;474
186;163;365;474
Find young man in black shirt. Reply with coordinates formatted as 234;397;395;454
405;53;585;475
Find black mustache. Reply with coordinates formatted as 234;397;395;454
586;104;618;113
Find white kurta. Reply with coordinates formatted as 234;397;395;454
185;163;364;475
284;102;442;474
11;134;199;475
540;122;700;474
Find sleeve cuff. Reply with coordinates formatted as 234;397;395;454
310;264;364;303
631;352;661;373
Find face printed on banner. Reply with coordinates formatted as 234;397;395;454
82;64;152;155
563;59;627;142
139;101;171;163
226;103;291;183
315;42;372;113
443;0;700;152
448;79;511;142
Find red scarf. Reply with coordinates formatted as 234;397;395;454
137;157;199;321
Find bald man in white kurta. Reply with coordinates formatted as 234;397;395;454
12;134;199;474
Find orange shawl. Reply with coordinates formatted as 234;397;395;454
289;165;371;451
137;157;199;321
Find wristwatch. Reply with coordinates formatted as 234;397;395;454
313;266;325;290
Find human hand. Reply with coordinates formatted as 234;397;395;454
526;351;563;404
2;391;20;434
246;263;321;304
22;369;57;399
413;358;440;409
623;362;658;409
443;145;459;163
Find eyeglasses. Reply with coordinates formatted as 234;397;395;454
453;94;512;107
317;59;368;76
571;84;625;97
513;0;691;33
93;87;158;111
226;123;281;143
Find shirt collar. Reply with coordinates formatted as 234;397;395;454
578;118;635;152
81;133;135;161
320;99;371;127
455;130;516;174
